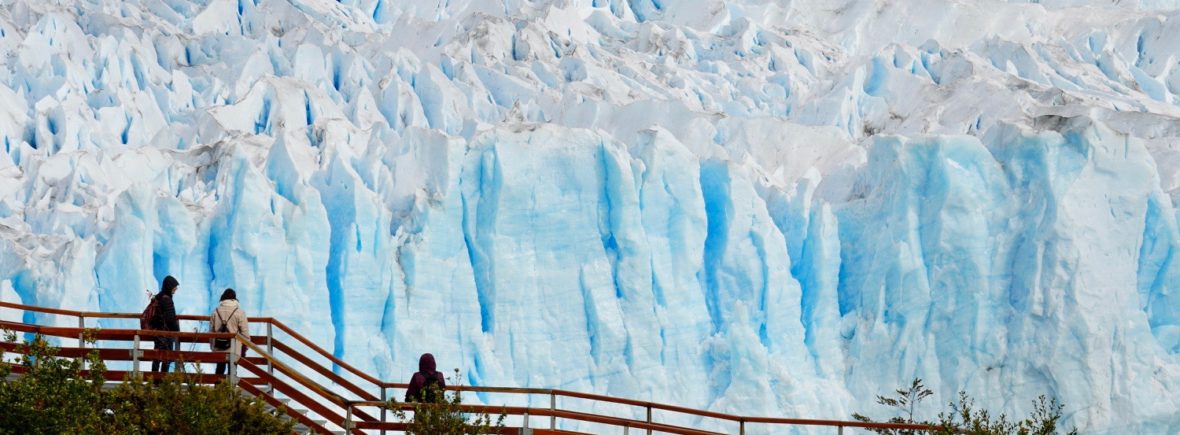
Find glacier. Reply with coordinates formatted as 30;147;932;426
1;0;1180;432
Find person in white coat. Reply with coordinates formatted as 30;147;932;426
210;288;250;376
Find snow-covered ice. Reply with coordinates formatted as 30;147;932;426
0;0;1179;432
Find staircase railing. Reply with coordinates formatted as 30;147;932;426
0;300;936;434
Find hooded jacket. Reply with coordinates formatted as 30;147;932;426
153;292;179;332
210;299;250;356
154;276;180;332
404;353;446;402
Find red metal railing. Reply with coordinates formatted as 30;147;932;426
0;300;936;434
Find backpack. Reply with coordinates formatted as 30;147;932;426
212;308;238;350
421;372;442;402
140;292;160;330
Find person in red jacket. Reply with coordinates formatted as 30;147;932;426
404;353;446;402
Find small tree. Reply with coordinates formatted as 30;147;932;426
390;368;506;434
852;378;934;435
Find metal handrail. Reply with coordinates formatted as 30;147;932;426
0;299;939;434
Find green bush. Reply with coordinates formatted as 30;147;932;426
0;330;294;435
853;378;1078;435
389;369;506;434
98;373;294;434
0;332;108;434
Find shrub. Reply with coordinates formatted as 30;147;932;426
0;331;108;434
853;378;1078;435
99;372;293;434
933;392;1077;435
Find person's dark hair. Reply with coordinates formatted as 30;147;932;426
160;275;179;295
219;288;237;301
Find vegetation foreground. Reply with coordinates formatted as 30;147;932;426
0;331;293;434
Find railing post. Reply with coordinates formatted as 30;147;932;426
739;418;745;435
646;405;652;435
265;323;273;392
228;336;238;386
77;315;85;347
344;402;353;433
549;391;556;429
77;315;86;370
838;425;844;435
131;333;140;378
522;411;529;429
380;386;388;435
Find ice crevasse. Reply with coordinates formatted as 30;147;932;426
0;0;1179;433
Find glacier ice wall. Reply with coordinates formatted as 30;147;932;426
0;0;1179;432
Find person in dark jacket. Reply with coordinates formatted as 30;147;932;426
405;353;446;402
151;275;181;373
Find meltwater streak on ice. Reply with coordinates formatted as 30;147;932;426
0;0;1179;432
